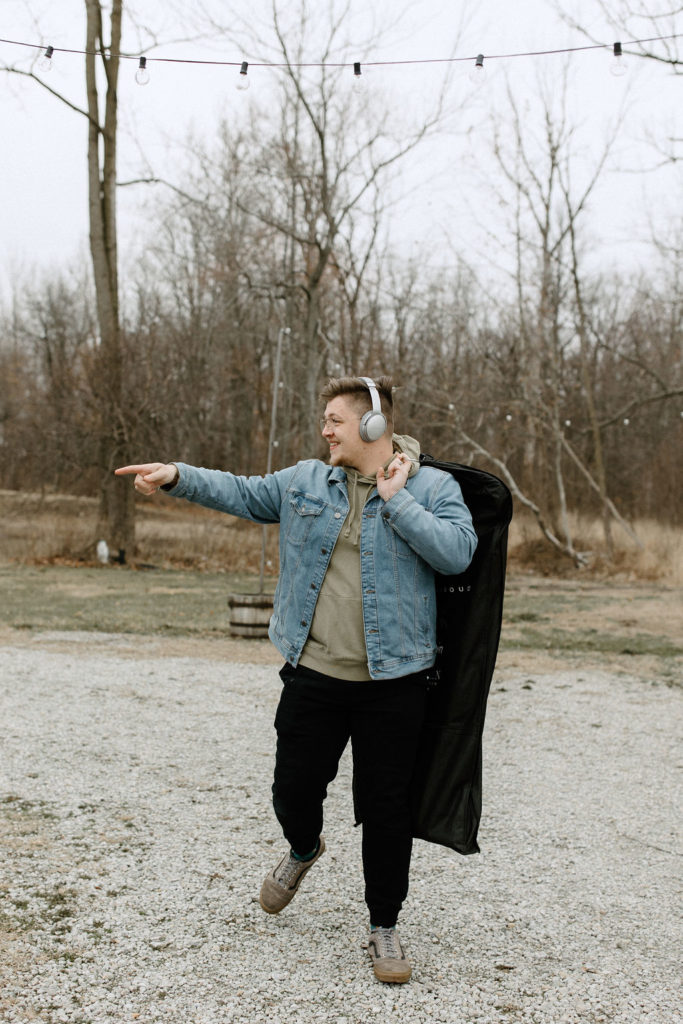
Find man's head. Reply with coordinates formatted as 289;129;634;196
320;376;394;430
319;376;394;473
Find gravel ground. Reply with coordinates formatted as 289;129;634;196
0;631;680;1024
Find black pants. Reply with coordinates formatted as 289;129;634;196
272;663;427;927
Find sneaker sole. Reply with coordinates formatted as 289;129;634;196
372;962;412;984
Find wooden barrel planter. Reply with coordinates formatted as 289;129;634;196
227;593;274;639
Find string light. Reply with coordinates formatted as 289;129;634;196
236;60;249;90
610;41;627;77
469;53;486;84
37;44;53;72
0;31;680;76
135;56;150;86
353;60;362;88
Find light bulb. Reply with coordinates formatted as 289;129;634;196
135;56;150;86
38;45;54;72
610;42;627;77
468;53;486;85
236;60;250;91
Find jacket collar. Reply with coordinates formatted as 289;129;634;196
328;465;349;486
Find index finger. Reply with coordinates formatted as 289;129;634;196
114;464;161;476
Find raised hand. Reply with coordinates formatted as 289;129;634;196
114;463;177;495
376;453;412;501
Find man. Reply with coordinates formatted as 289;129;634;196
115;375;477;984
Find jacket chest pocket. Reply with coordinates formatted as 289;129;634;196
284;492;326;546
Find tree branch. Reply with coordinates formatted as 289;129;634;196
455;424;590;567
3;66;96;127
597;388;683;430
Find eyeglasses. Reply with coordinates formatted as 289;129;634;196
319;416;345;432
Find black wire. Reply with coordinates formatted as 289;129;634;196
0;32;680;68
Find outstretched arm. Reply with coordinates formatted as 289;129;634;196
116;460;295;524
114;463;178;495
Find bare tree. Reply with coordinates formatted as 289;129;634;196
449;71;636;565
556;1;682;164
2;1;137;558
557;1;682;73
189;0;456;453
83;0;140;560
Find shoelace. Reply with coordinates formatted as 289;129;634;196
276;853;306;888
372;927;403;959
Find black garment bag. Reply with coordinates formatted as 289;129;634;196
410;455;513;854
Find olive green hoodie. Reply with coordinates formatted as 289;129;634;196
299;434;421;680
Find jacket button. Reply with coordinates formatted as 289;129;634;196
301;620;307;627
321;548;328;554
310;583;316;589
334;512;341;519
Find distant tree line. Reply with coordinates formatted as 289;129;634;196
1;123;680;564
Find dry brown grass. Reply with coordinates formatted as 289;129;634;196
1;489;680;582
0;490;279;575
507;510;683;584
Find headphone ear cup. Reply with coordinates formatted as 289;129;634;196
359;410;387;442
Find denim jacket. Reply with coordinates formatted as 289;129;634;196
168;459;477;680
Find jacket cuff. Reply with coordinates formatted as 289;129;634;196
160;463;180;492
380;488;414;523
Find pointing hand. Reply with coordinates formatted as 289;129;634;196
114;463;177;495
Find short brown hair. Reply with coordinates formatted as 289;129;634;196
320;375;394;428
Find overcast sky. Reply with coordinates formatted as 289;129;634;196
1;0;680;302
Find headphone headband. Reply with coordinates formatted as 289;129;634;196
358;376;381;414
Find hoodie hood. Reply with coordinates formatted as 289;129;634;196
391;433;421;478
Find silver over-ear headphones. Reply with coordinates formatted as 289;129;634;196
358;377;387;442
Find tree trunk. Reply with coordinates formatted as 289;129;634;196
568;220;614;558
85;0;135;559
